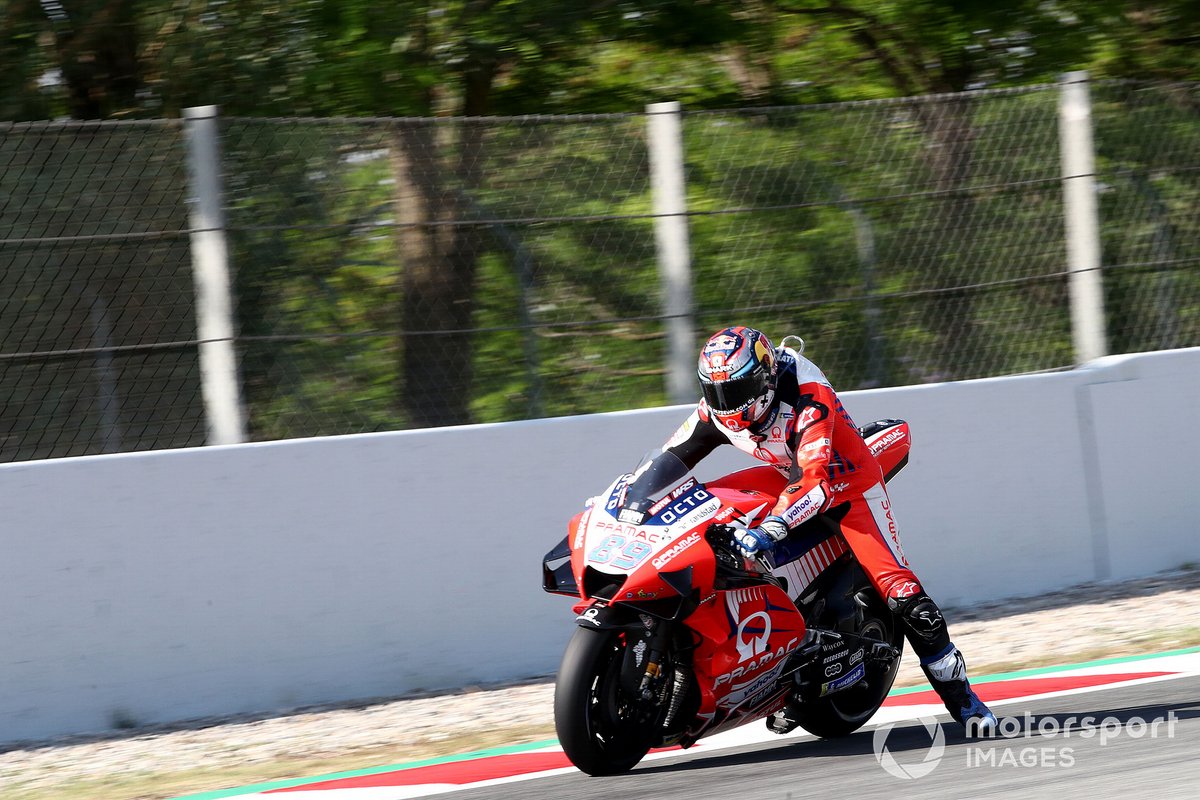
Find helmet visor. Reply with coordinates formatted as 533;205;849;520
701;373;765;414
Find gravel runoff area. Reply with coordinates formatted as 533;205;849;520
4;567;1200;796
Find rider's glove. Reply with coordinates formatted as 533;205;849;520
734;516;790;558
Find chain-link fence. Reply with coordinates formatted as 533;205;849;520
2;79;1197;462
0;120;203;461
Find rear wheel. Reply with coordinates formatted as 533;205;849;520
792;609;904;738
554;626;661;775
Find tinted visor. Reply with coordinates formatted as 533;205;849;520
701;373;765;413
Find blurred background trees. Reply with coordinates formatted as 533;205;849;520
1;1;1197;445
7;1;1197;124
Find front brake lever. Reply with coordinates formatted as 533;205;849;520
707;523;780;574
705;524;744;570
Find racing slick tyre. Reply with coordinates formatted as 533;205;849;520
554;626;660;775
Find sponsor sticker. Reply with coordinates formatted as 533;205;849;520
604;475;631;512
823;649;849;664
666;419;695;449
577;607;602;626
647;478;698;516
652;531;701;569
820;662;866;696
654;487;713;525
618;508;646;524
780;484;826;527
868;427;907;456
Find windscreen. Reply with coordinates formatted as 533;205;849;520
617;450;691;523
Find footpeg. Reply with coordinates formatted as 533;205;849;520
869;641;899;664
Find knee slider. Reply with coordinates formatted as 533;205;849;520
888;592;949;649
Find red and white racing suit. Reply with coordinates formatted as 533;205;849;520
658;345;994;725
660;348;931;644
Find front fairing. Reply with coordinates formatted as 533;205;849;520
558;465;813;742
571;470;722;613
567;465;788;614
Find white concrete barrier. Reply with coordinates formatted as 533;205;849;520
2;347;1198;743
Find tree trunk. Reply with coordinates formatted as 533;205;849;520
392;65;493;428
55;0;142;120
911;94;986;380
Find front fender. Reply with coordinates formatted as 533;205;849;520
573;601;642;631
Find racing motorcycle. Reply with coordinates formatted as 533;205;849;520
541;419;913;775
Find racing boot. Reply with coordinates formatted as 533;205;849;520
922;645;998;737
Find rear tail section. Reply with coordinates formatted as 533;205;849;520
859;419;910;482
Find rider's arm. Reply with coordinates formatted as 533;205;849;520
770;381;836;529
662;401;727;470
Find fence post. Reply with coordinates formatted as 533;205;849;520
1059;71;1108;364
183;105;248;445
646;101;696;405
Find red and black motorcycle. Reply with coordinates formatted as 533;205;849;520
542;419;913;775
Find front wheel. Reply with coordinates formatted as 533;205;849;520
554;626;660;775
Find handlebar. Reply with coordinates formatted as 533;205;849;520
705;524;746;571
706;523;783;577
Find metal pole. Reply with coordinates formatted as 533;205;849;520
646;101;696;405
1059;71;1108;364
85;286;123;453
183;105;248;444
847;204;885;388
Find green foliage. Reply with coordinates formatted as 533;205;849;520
1;1;1198;445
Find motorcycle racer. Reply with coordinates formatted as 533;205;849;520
655;325;997;736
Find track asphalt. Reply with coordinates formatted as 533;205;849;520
179;647;1200;800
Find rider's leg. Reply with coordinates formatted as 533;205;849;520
834;483;997;735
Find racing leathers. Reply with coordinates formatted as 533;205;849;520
658;346;997;733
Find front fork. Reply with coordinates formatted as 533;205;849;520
576;602;697;742
618;616;694;737
620;616;672;700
